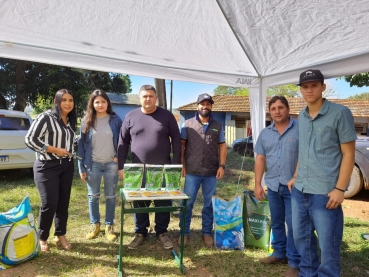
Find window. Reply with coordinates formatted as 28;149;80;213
0;117;31;131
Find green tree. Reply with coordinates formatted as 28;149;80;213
267;84;300;97
214;83;336;98
347;92;369;100
0;58;131;115
343;73;369;87
213;86;249;96
268;84;336;98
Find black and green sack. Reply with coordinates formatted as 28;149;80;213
243;190;271;251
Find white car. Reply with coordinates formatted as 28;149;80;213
0;109;35;170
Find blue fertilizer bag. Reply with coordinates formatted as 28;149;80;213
212;195;244;250
0;196;40;269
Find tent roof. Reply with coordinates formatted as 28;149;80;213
1;0;369;88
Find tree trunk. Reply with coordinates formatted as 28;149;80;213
0;92;7;109
13;60;27;111
155;78;167;109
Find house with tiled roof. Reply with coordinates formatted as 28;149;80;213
178;95;369;147
107;92;141;120
107;92;180;124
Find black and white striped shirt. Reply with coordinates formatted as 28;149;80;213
25;110;75;160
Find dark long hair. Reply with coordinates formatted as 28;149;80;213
52;89;77;131
82;89;114;140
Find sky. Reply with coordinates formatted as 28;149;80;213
129;75;369;109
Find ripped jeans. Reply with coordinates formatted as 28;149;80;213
86;161;118;225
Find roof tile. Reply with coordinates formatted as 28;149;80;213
178;95;369;117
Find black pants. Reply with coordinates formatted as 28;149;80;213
33;158;74;240
133;200;171;236
133;171;171;236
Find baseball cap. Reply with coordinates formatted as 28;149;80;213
297;69;324;86
197;93;214;104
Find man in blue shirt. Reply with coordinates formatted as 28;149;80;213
254;96;300;277
288;69;356;277
178;93;227;248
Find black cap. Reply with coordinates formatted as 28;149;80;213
197;93;214;104
297;69;324;86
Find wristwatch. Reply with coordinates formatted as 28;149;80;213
219;164;225;169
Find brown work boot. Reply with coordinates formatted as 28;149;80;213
259;255;288;264
285;266;299;277
86;223;100;239
105;225;117;242
203;235;213;248
178;235;189;247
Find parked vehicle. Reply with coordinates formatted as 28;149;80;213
232;136;253;156
0;109;35;170
345;137;369;198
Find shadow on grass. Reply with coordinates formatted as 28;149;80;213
119;230;275;277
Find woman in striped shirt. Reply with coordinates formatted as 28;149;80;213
25;89;77;252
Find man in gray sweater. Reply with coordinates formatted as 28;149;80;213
118;85;181;250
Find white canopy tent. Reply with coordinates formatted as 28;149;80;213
1;0;369;142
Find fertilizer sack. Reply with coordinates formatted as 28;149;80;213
164;165;182;191
145;164;164;191
243;190;271;251
0;196;40;270
212;195;244;250
124;163;144;190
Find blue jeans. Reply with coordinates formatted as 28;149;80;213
268;185;300;268
179;174;217;236
86;161;118;225
292;187;343;277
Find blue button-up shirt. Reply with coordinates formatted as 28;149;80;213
295;99;357;194
254;117;298;192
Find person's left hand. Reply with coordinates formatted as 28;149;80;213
216;167;225;180
326;189;345;209
80;172;87;182
118;169;124;179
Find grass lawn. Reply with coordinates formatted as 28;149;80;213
0;150;369;276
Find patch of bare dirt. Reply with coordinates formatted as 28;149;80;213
342;189;369;221
0;261;40;277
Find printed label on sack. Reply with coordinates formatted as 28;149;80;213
247;213;270;240
13;232;35;259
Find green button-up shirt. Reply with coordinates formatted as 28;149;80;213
295;99;357;194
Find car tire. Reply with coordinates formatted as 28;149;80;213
344;165;363;199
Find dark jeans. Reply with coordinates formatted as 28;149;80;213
292;187;343;277
33;158;74;241
268;185;300;268
133;200;171;236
